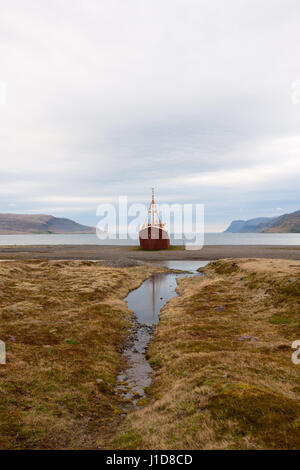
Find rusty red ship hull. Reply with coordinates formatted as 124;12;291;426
139;226;170;250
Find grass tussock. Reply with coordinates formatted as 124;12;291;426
0;260;161;449
114;258;300;450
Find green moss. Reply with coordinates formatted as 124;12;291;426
149;357;162;369
207;383;300;449
136;398;147;407
64;338;80;345
212;261;240;275
113;430;143;449
269;315;293;325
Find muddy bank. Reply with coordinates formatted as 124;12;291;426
0;244;299;263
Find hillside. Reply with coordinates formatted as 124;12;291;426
0;214;96;234
225;210;300;233
225;217;276;233
264;210;300;233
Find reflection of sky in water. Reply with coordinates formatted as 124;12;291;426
117;260;210;404
149;260;209;274
125;261;209;326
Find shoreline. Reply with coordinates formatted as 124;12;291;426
0;244;299;262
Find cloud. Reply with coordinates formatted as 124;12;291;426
0;0;299;231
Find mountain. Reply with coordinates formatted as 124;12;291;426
0;214;96;234
264;210;300;233
225;217;276;233
225;210;300;233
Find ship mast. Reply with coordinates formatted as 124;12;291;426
141;188;164;229
151;188;155;226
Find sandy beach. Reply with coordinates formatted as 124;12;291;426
0;244;299;264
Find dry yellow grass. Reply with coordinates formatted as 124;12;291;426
0;260;162;449
114;258;300;450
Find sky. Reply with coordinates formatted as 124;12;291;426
0;0;300;232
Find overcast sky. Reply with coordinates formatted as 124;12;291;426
0;0;300;231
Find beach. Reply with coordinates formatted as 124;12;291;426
0;244;299;264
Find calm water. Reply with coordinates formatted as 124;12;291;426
126;261;207;325
115;260;208;405
149;260;208;273
0;233;299;246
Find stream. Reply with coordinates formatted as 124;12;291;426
115;260;209;408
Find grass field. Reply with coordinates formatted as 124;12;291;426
1;258;300;450
0;260;162;449
114;258;300;450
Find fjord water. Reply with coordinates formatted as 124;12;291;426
0;233;299;245
116;260;208;405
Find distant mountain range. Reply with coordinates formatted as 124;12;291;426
225;210;300;233
0;214;96;234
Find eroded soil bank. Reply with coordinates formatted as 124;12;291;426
113;258;300;450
